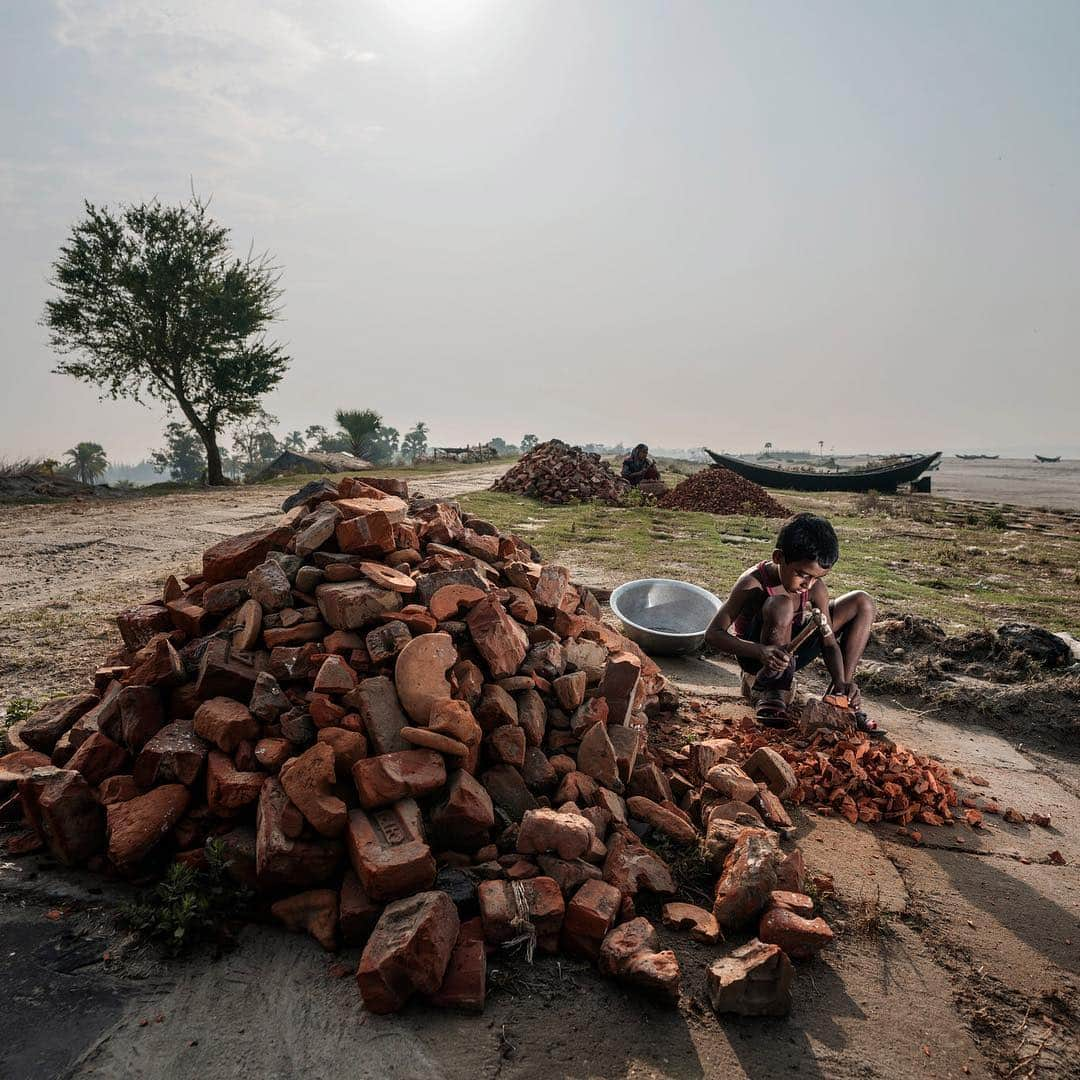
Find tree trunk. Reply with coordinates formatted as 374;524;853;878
177;400;228;486
204;435;226;486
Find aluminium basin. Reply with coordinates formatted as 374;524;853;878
609;578;721;656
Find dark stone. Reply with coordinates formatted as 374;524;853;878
282;478;338;513
434;867;479;918
280;708;317;747
997;623;1072;667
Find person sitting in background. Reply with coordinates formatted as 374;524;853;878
621;444;661;486
703;513;882;734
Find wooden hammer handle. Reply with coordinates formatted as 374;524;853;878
788;607;826;652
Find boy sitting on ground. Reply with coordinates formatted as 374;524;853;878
704;513;881;733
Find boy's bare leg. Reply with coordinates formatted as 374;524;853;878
752;595;797;708
827;591;876;683
827;590;884;732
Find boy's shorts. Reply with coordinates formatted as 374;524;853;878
736;601;847;684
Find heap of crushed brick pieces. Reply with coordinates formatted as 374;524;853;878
658;466;791;517
679;697;960;833
491;440;627;505
3;476;844;1017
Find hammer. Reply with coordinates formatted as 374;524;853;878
753;607;830;688
788;606;831;653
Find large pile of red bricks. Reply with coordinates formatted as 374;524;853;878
491;440;627;505
1;476;832;1018
658;466;791;517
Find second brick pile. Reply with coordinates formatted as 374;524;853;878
491;440;627;505
658;466;791;517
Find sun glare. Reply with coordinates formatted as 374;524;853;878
389;0;494;34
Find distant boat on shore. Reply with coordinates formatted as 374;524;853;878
1034;454;1062;463
703;449;942;492
956;453;999;460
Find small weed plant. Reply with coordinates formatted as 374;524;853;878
1;696;38;749
119;839;252;954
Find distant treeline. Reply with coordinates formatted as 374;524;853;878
103;460;162;486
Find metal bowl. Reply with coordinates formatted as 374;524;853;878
609;578;721;656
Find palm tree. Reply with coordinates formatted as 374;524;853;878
402;421;430;463
334;409;382;459
65;442;108;485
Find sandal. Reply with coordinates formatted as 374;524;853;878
855;711;885;738
755;698;791;729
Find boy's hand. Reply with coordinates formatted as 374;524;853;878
759;644;793;675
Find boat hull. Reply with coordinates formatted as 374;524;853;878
703;449;943;493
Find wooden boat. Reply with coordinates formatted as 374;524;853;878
1035;454;1061;463
956;454;999;460
703;449;943;493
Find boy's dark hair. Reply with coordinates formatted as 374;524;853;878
775;513;840;568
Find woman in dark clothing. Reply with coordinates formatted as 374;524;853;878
621;444;660;486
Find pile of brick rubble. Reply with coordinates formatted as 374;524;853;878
491;440;627;505
657;466;791;517
2;476;836;1018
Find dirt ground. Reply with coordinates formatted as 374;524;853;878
2;470;1077;1079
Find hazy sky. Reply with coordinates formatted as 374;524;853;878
2;0;1079;462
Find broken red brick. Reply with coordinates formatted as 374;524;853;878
193;697;258;754
662;902;722;944
272;889;339;951
517;808;593;860
465;595;528;679
202;525;293;584
19;767;104;865
352;750;447;810
206;751;265;816
346;801;436;901
561;879;621;959
279;742;348;837
478;876;565;953
758;907;834;960
427;934;486;1012
106;784;190;872
356;890;460;1013
707;939;793;1016
712;828;784;929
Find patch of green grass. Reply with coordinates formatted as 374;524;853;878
1;695;38;749
455;489;1080;633
118;839;252;954
2;696;38;724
